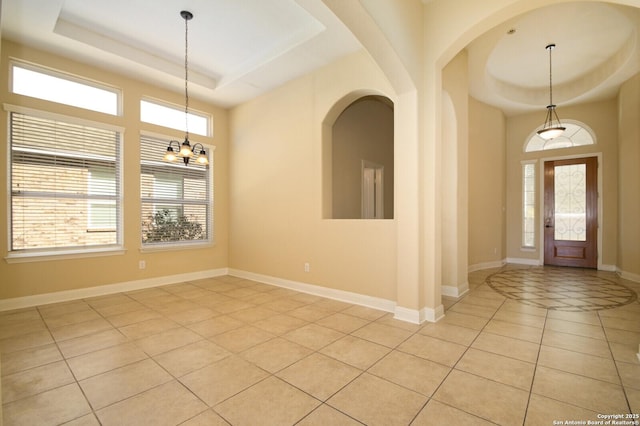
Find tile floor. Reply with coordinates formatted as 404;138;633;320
1;265;639;425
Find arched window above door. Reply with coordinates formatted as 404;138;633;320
525;121;596;152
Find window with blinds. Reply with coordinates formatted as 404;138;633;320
9;111;121;252
140;134;212;246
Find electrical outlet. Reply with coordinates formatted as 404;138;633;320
139;260;146;270
304;262;310;273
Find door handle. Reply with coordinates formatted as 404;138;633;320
545;218;553;228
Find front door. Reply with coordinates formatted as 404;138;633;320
544;157;598;268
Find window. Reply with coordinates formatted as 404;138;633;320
525;122;595;152
140;134;213;246
11;63;119;115
140;100;210;137
9;109;122;252
522;162;536;248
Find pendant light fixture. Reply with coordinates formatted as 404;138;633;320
536;43;565;140
163;10;209;166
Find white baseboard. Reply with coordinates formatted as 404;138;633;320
468;260;506;273
229;269;396;314
393;304;444;324
505;257;541;266
617;268;640;283
442;281;469;298
0;268;229;312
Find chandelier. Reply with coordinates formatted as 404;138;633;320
536;43;565;140
163;11;209;166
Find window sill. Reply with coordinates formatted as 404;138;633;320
140;241;214;253
5;247;126;264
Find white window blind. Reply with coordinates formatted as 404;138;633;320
9;111;121;252
140;134;212;246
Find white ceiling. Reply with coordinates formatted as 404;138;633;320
1;1;639;113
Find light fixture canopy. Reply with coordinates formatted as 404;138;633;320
163;10;209;166
537;43;565;140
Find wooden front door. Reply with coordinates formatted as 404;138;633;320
544;157;598;268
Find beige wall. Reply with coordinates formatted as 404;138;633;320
229;50;398;301
468;97;506;268
505;99;619;267
0;41;229;300
618;72;640;279
331;97;394;219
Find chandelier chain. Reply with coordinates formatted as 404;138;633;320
548;44;553;106
184;12;189;139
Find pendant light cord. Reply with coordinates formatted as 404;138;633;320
184;12;190;140
547;43;555;107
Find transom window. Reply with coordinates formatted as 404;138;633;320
11;63;120;115
140;99;210;137
9;109;122;252
526;122;595;152
140;134;213;247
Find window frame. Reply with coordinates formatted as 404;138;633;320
139;132;214;251
140;98;212;137
5;104;125;263
10;60;122;116
521;160;537;249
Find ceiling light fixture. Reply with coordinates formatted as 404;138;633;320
163;10;209;166
537;43;565;140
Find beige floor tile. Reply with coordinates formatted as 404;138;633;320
440;311;489;330
419;322;480;346
327;373;427;426
95;380;208;426
38;300;92;319
180;355;269;406
43;309;103;328
167;306;218;325
94;301;146;317
0;343;63;376
253;313;308;335
484;319;543;343
118;317;179;340
604;327;640;345
545;318;606;340
449;302;498;318
532;366;629;413
2;360;76;402
209;325;276;352
287;305;334;322
538;345;620;384
456;347;535;390
240;337;312;373
433;369;529;425
85;293;135;309
542;329;612;358
152;300;202;316
368;350;450;396
277;352;361;401
154;339;230;377
215;376;320;425
412;399;495;425
213;299;256;314
56;329;129;359
524;394;600;426
228;306;279;323
397;334;467;367
79;358;173;410
341;305;387;321
283;323;345;350
316;312;369;333
0;318;48;340
257;297;308;313
351;322;413;348
601;315;640;332
499;299;548;317
320;335;390;370
627;387;640;414
312;298;353;312
106;308;162;327
609;341;640;363
2;383;92;425
374;313;423;332
180;409;230;426
0;308;41;325
187;315;244;337
64;413;101;425
616;360;640;390
134;326;202;356
297;404;363;426
547;310;601;325
492;309;546;328
66;342;148;380
50;318;114;342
